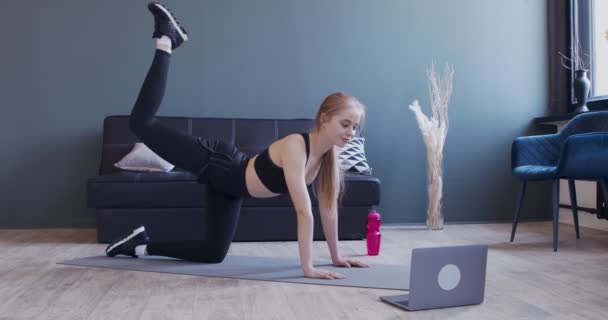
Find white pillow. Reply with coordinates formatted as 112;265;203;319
337;137;372;175
114;142;175;172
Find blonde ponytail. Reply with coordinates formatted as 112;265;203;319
313;92;365;213
315;146;344;212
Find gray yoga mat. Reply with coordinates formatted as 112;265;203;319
59;255;409;290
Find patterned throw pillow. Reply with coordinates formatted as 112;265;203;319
337;137;372;175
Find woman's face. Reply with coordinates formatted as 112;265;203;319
322;104;363;147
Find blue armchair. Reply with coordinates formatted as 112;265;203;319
510;111;608;251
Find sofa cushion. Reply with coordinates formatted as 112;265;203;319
87;171;380;208
99;116;317;175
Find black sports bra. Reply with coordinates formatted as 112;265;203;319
254;133;310;194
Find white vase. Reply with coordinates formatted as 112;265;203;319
426;159;444;230
426;213;444;230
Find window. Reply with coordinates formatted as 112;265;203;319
591;1;608;95
571;0;608;101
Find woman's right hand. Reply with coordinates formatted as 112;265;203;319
303;267;345;280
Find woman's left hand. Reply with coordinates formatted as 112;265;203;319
332;256;369;268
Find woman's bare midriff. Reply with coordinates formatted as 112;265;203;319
244;136;320;198
245;156;280;198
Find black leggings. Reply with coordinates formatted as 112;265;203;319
129;50;249;263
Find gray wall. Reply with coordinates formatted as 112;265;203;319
0;0;552;227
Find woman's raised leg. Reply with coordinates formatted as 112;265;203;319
105;3;245;263
128;3;203;173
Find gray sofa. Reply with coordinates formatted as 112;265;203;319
87;115;381;243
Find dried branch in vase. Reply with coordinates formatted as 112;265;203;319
409;62;454;230
558;39;591;71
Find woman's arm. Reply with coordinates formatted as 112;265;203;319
318;197;340;262
282;135;345;279
281;136;314;271
318;179;369;269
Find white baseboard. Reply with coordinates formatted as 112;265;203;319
559;208;608;232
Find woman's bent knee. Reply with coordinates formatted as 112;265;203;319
190;251;227;263
128;116;154;138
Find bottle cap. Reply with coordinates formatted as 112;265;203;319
368;209;380;219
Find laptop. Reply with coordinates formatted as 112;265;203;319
380;244;488;311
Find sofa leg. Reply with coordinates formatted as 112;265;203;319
510;181;527;242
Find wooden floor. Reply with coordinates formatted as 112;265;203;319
1;222;607;320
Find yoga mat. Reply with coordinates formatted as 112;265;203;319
59;255;409;290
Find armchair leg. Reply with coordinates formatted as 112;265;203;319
568;179;580;239
510;181;527;242
553;179;560;252
599;179;608;213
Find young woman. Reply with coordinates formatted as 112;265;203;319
106;2;369;280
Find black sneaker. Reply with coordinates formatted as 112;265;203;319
106;226;151;258
147;2;189;50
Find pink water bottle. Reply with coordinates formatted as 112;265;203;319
366;209;381;256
